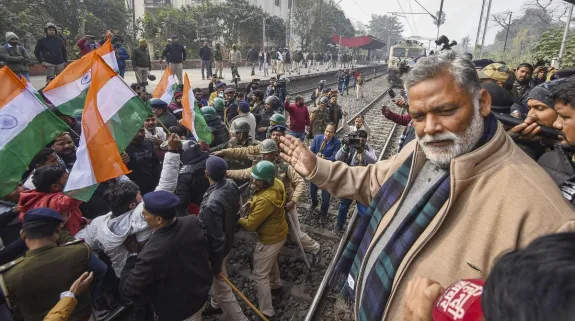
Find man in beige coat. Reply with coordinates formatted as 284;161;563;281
278;50;575;321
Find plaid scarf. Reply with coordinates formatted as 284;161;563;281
330;113;498;320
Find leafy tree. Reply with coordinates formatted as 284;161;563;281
354;22;368;36
532;28;575;68
266;15;287;48
368;14;404;43
293;0;317;49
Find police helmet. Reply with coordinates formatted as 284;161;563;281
269;113;286;125
212;98;225;112
260;139;278;154
265;96;279;107
319;97;329;105
251;160;276;185
233;119;251;134
201;106;217;122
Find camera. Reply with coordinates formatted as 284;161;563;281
435;35;457;51
344;131;365;149
276;77;289;88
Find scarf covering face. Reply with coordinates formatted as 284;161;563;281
330;113;498;321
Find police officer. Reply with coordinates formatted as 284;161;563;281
150;98;178;131
238;161;288;320
120;191;212;321
227;140;320;261
211;119;258;169
269;113;286;127
309;97;332;138
201;106;229;148
199;156;248;320
214;124;287;161
0;208;92;321
329;94;343;129
255;96;280;141
212;97;226;121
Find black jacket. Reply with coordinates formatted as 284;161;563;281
34;34;67;65
199;179;240;274
175;144;210;215
125;139;161;194
199;46;212;61
247;48;258;62
225;100;239;123
256;107;278;141
120;216;212;321
132;47;151;69
206;118;230;147
538;145;575;206
162;43;187;63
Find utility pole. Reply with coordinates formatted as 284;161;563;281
559;3;574;65
263;16;266;48
436;0;444;42
503;12;513;52
473;0;492;59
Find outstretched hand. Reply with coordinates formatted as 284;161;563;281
279;135;317;178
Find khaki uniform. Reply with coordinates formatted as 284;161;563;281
0;240;92;321
228;158;320;254
310;107;331;136
211;137;259;170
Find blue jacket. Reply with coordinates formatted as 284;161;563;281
310;135;341;161
114;45;129;70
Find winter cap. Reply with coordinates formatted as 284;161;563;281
528;84;554;110
138;39;147;46
239;101;250;113
5;32;18;42
171;34;179;39
206;155;228;180
432;279;484;321
478;63;511;83
174;91;183;99
143;191;180;218
224;87;236;94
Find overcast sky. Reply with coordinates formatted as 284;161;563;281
340;0;528;46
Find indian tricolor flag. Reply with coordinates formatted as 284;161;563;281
20;75;48;105
152;66;178;104
182;73;212;144
65;55;151;200
0;67;69;197
42;37;119;116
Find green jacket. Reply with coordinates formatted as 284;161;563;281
239;178;288;244
0;45;30;73
132;47;151;69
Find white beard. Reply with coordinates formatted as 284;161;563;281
417;105;484;168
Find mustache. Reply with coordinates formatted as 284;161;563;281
418;132;460;144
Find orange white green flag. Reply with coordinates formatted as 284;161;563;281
64;55;151;201
0;67;68;197
42;36;119;116
181;72;212;144
152;66;178;104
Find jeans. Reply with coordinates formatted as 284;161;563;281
259;60;263;71
290;131;306;142
119;68;126;78
201;60;211;79
88;252;108;306
310;183;330;215
337;200;368;228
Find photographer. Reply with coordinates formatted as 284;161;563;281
333;130;376;233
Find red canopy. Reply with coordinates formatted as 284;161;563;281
330;35;386;49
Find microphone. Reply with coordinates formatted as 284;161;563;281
432;279;484;321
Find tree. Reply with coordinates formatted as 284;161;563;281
293;0;317;49
266;15;287;48
532;28;575;68
433;11;446;27
368;14;404;43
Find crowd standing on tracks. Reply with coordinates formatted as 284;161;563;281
3;23;575;321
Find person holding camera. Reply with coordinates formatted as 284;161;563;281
333;129;377;233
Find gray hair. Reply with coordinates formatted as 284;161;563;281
404;51;481;98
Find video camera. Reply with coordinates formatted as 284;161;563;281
276;77;289;88
344;131;367;149
435;35;457;51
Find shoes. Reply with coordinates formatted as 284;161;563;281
202;305;223;316
93;309;110;321
333;224;343;234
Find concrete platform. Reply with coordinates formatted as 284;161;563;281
29;63;382;93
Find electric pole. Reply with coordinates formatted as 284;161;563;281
436;0;444;42
559;3;574;65
473;0;492;59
